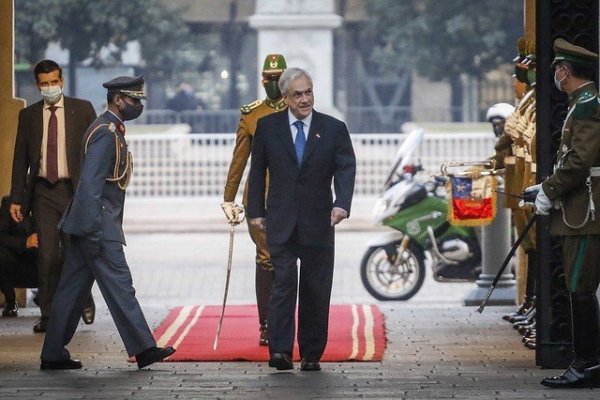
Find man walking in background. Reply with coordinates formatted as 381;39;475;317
10;59;96;332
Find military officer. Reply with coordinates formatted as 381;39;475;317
40;76;175;370
222;54;287;346
527;38;600;388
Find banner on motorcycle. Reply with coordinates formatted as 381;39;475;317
447;175;497;226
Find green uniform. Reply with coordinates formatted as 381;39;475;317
542;83;600;291
223;97;287;334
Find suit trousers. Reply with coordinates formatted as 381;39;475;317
41;237;156;361
32;180;73;317
268;232;334;361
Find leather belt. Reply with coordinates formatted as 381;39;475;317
36;177;72;186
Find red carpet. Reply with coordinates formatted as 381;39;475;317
152;304;386;362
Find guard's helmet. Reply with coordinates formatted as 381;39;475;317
486;103;515;122
262;54;287;100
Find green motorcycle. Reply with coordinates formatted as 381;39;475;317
361;130;482;301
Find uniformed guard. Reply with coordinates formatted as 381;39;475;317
526;38;600;388
222;54;287;346
501;39;538;331
40;76;176;370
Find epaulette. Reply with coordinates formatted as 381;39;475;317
240;100;263;115
573;91;599;120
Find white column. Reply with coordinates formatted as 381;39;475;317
249;0;343;119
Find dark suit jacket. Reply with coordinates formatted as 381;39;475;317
247;110;356;247
10;97;97;206
59;111;128;244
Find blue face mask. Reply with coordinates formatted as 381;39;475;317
40;85;63;104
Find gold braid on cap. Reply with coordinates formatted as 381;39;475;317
119;89;145;98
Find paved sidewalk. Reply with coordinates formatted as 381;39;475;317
0;208;597;399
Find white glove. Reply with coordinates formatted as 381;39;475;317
221;201;245;224
524;184;552;215
534;187;552;215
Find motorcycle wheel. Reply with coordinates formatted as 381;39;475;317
360;240;426;301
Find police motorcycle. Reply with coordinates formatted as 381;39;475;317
360;129;485;301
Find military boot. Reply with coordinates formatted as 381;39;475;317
541;291;600;388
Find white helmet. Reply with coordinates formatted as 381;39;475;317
486;103;515;122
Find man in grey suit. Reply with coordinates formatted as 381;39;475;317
40;76;175;370
10;59;97;332
247;67;356;371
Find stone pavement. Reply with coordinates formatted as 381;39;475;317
0;199;598;399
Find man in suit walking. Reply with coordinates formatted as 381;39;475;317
10;59;96;333
40;76;175;370
247;67;356;371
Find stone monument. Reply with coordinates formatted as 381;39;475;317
249;0;342;119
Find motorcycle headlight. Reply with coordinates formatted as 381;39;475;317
373;197;390;219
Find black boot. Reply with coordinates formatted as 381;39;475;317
541;291;600;388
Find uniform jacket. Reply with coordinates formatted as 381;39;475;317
223;99;287;206
542;82;600;235
59;111;129;244
10;97;96;206
247;110;356;247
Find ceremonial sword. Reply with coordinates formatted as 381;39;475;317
213;207;245;350
477;213;536;313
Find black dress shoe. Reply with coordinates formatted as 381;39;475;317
584;365;600;388
136;346;176;369
2;303;18;317
268;352;293;370
300;359;321;371
33;317;48;333
81;303;95;325
541;364;592;388
40;358;82;370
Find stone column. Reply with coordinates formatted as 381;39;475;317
0;0;27;307
464;189;517;306
249;0;342;119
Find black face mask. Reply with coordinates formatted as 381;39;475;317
493;124;504;137
119;100;144;121
263;80;282;100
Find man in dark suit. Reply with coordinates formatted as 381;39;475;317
40;76;175;370
10;59;96;333
0;196;38;317
247;67;356;372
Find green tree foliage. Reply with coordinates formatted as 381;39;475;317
15;0;189;78
365;0;523;80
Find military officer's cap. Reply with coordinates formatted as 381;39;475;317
552;38;598;67
262;54;287;76
102;75;148;99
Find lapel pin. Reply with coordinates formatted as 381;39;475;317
315;133;321;138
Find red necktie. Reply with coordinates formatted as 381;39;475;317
46;106;58;184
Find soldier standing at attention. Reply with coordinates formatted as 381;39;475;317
527;38;600;388
221;54;287;346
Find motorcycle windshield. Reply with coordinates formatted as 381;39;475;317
384;128;424;187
